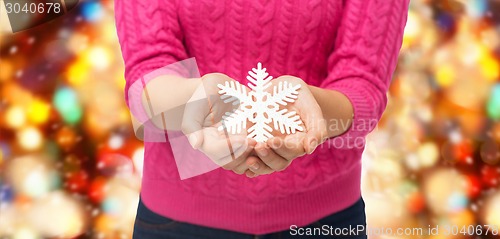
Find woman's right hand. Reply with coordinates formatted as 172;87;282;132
181;73;257;174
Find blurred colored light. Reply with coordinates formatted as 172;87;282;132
480;27;500;50
108;135;124;149
449;209;475;229
436;13;455;33
97;154;133;177
417;142;439;168
441;140;474;164
457;39;482;66
95;214;114;234
5;105;26;129
85;46;112;70
480;140;500;165
66;60;90;86
119;108;129;122
56;126;78;149
481;165;499;188
66;33;89;54
17;127;43;150
66;170;89;193
132;147;144;177
44;141;60;159
407;191;425;214
0;60;13;82
29;192;86;238
0;142;11;160
27;99;50;124
424;169;468;215
115;73;126;90
398;179;418;195
89;177;107;204
480;53;499;81
50;171;62;189
81;1;104;22
403;11;420;47
102;197;120;215
493;123;500;143
24;170;51;197
483;192;500;228
465;174;481;199
53;87;82;124
435;65;455;87
102;21;118;43
13;227;38;239
7;155;60;199
0;184;14;203
464;0;488;19
487;84;500;120
447;192;468;213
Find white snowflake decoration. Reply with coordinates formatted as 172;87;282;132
217;63;304;142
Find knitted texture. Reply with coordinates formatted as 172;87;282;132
115;0;409;234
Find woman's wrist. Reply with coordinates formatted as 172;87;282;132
139;76;202;130
141;75;202;117
308;85;354;138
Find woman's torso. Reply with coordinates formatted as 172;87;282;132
177;0;344;86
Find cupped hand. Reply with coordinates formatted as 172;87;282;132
245;76;328;177
181;73;257;174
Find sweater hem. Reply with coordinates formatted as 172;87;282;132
140;161;362;235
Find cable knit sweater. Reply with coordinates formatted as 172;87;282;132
115;0;409;234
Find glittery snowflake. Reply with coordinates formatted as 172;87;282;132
217;63;304;142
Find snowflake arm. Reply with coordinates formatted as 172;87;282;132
247;63;273;92
217;81;249;106
271;81;301;106
218;110;248;134
270;109;304;134
217;62;304;142
248;121;273;143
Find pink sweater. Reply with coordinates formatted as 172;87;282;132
115;0;409;234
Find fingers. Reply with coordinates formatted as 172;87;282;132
297;91;327;155
274;75;326;154
232;162;251;175
245;170;256;178
220;138;257;174
266;133;306;160
303;117;327;154
244;135;306;177
218;138;249;166
231;146;256;174
246;155;275;175
196;127;248;165
181;83;210;149
251;143;290;172
181;73;238;149
187;131;204;150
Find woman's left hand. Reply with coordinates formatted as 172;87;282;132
244;76;328;177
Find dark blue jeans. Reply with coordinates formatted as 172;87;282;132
133;197;367;239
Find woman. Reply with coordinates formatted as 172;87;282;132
115;0;409;238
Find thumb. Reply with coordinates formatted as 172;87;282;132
182;83;210;149
187;130;204;150
302;107;327;154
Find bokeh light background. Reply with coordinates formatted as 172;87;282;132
0;0;500;238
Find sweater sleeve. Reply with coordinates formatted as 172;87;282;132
319;0;409;149
114;0;188;107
